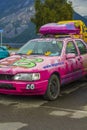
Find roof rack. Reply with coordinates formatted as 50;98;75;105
38;33;76;39
39;23;80;38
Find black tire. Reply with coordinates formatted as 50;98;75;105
85;75;87;79
43;74;60;101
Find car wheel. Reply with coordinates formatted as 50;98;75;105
85;75;87;79
43;74;60;101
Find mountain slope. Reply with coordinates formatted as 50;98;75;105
73;11;87;26
0;0;34;18
84;16;87;19
0;0;87;44
0;0;36;43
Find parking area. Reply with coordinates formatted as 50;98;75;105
0;78;87;130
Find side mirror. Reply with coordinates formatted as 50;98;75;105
66;53;76;59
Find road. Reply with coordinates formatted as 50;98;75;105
0;78;87;130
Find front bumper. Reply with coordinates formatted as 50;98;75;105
0;80;48;95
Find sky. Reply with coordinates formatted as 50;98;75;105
69;0;87;16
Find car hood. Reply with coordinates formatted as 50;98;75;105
0;55;61;74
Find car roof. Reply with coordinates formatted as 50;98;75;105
30;37;76;42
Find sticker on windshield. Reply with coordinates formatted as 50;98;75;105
27;50;33;55
52;41;57;44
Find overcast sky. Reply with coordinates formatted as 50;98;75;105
69;0;87;16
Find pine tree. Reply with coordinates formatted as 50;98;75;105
31;0;73;32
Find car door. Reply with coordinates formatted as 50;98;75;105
63;40;82;83
83;27;87;43
75;39;87;75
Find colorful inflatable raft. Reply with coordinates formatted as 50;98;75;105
39;23;80;35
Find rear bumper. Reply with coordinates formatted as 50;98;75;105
0;80;48;95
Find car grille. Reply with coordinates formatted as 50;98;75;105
0;74;14;80
0;83;16;90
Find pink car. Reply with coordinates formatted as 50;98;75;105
0;37;87;100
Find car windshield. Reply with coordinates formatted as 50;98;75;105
17;39;63;56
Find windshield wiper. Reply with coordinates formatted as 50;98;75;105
16;53;25;55
16;52;44;56
30;53;44;55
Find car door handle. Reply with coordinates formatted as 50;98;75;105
78;58;80;61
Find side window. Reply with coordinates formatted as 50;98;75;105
56;41;63;54
66;41;78;55
75;40;87;54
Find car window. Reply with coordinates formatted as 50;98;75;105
66;41;78;54
56;41;63;50
75;40;87;54
17;40;63;56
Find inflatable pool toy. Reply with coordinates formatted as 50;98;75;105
39;23;80;35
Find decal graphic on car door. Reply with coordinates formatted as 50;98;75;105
75;40;87;74
64;41;83;82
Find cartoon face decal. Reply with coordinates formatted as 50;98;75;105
13;58;44;68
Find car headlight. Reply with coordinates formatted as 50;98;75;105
13;73;40;81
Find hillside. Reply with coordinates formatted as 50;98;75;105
0;0;34;18
73;12;87;26
0;0;87;44
0;0;36;43
84;16;87;19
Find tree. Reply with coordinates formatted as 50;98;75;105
31;0;73;32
